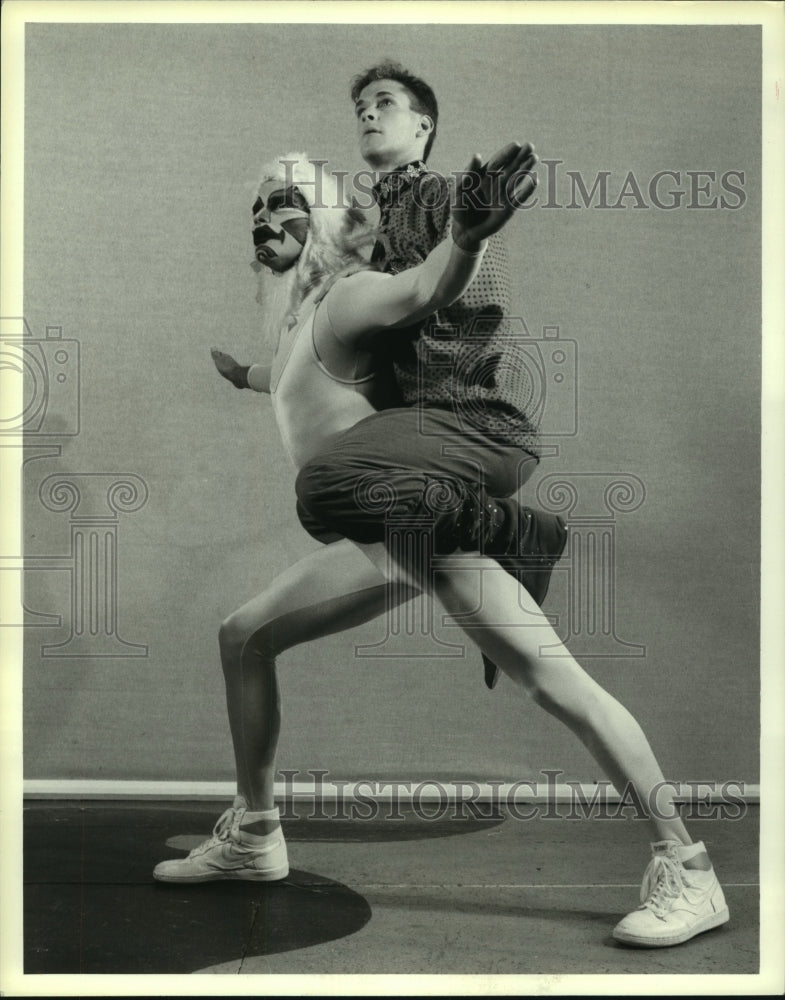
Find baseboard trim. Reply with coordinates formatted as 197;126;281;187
22;779;760;804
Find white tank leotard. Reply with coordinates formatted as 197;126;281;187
270;297;380;468
270;237;488;468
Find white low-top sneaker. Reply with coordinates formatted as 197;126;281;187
613;840;729;947
153;803;289;883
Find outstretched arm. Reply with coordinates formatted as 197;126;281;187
324;142;538;347
211;348;271;393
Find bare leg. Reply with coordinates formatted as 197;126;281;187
153;540;417;883
358;542;697;849
218;540;418;812
351;542;729;948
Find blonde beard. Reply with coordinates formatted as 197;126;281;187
254;262;301;354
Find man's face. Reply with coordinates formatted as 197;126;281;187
354;79;429;169
251;180;310;273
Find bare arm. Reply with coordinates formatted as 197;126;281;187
324;141;538;347
322;236;487;346
211;349;271;394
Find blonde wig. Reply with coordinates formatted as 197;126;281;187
255;152;377;319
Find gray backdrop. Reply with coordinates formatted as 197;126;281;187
21;23;760;785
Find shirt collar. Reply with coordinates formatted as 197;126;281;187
373;160;428;206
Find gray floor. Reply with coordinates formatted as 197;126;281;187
24;800;758;977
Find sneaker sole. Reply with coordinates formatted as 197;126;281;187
612;906;730;947
153;862;290;884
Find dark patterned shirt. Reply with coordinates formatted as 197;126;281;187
372;162;541;457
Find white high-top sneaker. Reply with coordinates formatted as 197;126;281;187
153;800;289;884
613;840;729;947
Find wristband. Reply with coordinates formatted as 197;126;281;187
451;236;488;259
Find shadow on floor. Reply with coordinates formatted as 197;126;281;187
24;801;503;974
23;800;759;976
25;868;371;974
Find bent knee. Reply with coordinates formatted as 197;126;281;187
524;671;605;728
218;612;248;654
220;606;287;664
502;658;559;711
528;682;559;714
219;610;272;655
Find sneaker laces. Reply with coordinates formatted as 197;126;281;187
188;805;245;858
638;851;685;917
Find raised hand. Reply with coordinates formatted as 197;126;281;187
451;142;538;250
211;348;250;390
